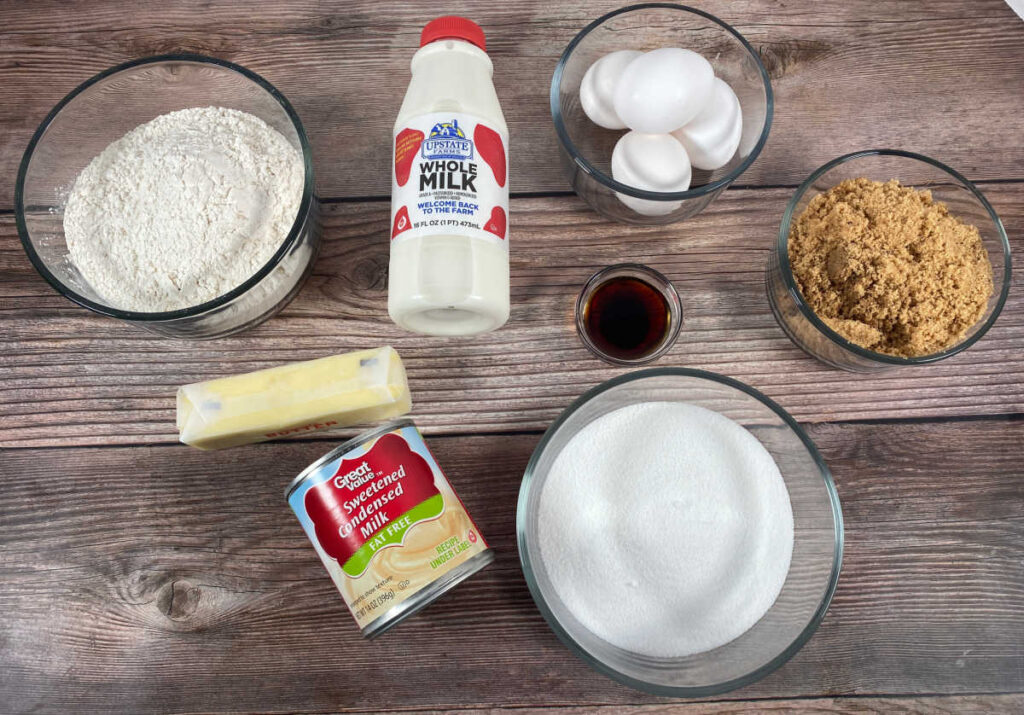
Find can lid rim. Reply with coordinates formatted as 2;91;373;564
360;549;494;639
283;417;416;500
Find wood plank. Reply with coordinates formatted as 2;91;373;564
2;186;1022;448
446;695;1024;714
1;419;1022;713
1;0;1024;203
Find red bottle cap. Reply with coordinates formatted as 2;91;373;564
420;16;486;51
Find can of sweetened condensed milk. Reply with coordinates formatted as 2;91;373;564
285;418;492;637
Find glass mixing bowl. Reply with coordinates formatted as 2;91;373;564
16;54;320;339
517;369;842;696
551;4;773;225
767;150;1012;372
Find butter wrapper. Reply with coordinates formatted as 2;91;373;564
177;346;412;450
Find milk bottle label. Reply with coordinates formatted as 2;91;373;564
391;112;509;249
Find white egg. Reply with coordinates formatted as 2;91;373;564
613;48;715;134
672;77;743;171
611;131;691;216
579;50;644;130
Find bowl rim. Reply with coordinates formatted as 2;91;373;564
516;367;844;697
777;149;1013;365
15;52;315;322
549;2;774;201
574;262;683;366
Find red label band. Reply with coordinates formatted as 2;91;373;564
303;433;440;566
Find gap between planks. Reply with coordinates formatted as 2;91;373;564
2;412;1021;453
348;692;1024;715
4;178;1022;216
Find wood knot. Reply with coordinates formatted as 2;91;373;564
157;579;201;621
757;39;831;81
351;256;387;291
121;39;238;61
121;568;167;605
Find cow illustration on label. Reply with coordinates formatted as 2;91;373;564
484;206;506;239
473;124;506;187
394;128;424;187
392;205;411;239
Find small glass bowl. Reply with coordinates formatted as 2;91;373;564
766;150;1012;372
551;4;773;225
16;54;320;340
517;369;843;696
575;263;682;365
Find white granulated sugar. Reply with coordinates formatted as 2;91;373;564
538;401;794;658
64;106;303;312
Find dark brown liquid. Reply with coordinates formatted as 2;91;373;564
583;276;670;361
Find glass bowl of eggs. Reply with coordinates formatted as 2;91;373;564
551;4;773;224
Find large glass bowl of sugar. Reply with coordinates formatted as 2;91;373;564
516;368;843;696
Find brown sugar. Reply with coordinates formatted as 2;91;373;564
787;178;994;358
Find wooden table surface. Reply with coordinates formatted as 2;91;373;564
2;1;1023;713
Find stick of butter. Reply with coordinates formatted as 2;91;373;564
177;346;412;450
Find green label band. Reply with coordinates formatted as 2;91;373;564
342;494;445;577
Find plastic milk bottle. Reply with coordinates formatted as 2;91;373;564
389;16;510;336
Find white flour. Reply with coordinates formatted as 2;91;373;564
64;106;304;312
538;401;794;658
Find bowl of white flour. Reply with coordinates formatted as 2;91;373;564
16;54;318;339
517;368;842;695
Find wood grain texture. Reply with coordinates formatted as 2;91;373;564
1;419;1022;713
451;695;1024;714
3;2;1024;712
2;185;1022;448
1;0;1024;203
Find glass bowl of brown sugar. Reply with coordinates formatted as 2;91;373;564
766;150;1011;372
